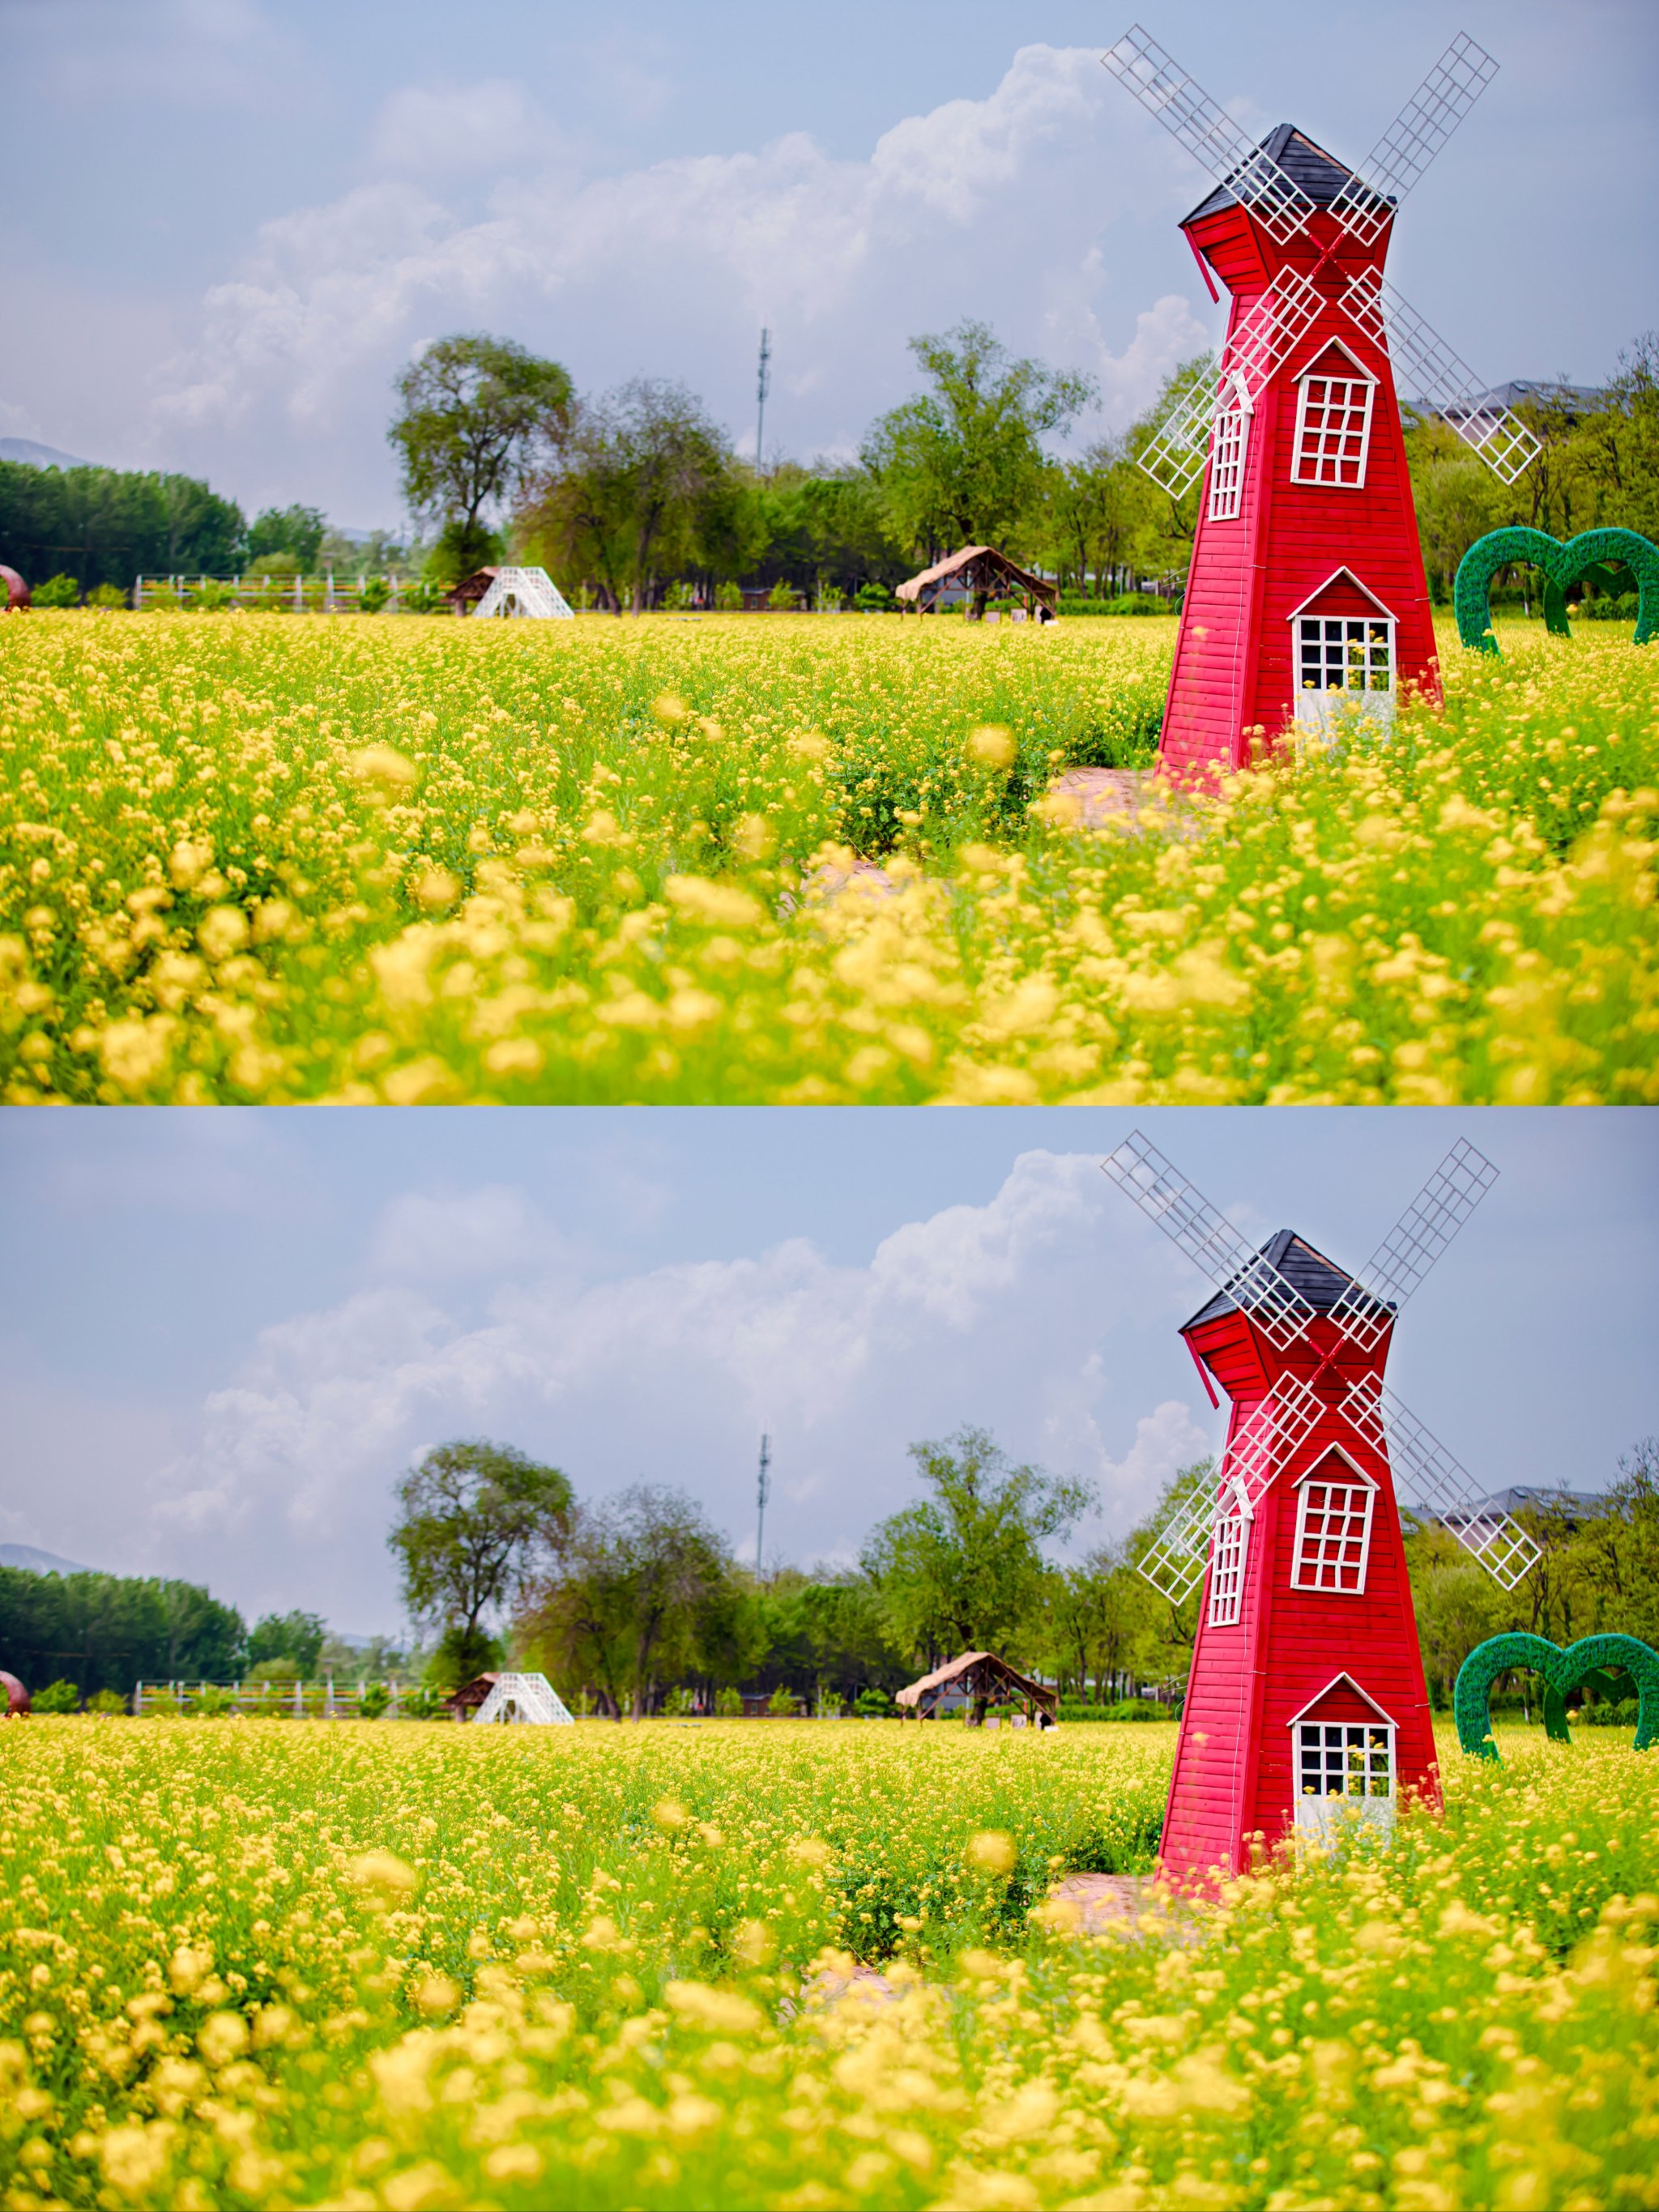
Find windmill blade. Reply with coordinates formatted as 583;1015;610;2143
1102;26;1320;249
1134;379;1220;499
1102;1132;1320;1353
1224;1376;1325;1509
1134;1488;1220;1605
1327;1139;1499;1353
1341;274;1542;482
1225;267;1324;400
1343;1381;1542;1588
1132;1375;1325;1604
1326;32;1499;251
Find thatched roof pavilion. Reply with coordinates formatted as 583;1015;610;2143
894;546;1057;619
895;1650;1057;1723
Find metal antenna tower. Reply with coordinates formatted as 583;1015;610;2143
754;327;772;478
754;1433;772;1579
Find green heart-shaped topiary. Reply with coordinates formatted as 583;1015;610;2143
1453;526;1659;654
1453;1630;1659;1760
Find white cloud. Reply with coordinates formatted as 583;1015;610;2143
30;0;296;112
1095;1399;1216;1522
145;43;1205;508
144;1149;1212;1623
369;81;560;175
368;1185;563;1282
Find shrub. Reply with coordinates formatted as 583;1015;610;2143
190;582;239;612
194;1686;239;1716
766;578;798;612
714;1686;744;1716
86;1689;128;1715
32;574;79;609
853;582;893;612
360;1681;391;1720
714;581;744;611
766;1682;799;1716
86;583;129;611
853;1687;892;1716
359;576;391;616
32;1680;79;1714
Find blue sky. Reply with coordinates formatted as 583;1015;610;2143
2;0;1653;528
0;1107;1652;1636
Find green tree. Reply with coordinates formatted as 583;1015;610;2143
389;1438;573;1688
863;320;1097;569
1119;1457;1213;1691
245;505;326;570
521;379;733;613
521;1485;734;1718
862;1426;1094;1692
0;461;245;590
0;1565;244;1697
245;1609;326;1675
390;334;573;584
1038;1540;1163;1703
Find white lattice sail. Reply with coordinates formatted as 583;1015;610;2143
472;567;574;620
471;1673;575;1724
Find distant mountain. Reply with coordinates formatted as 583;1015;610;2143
0;437;92;471
0;1542;96;1575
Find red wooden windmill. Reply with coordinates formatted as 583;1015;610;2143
1102;28;1542;778
1102;1132;1541;1882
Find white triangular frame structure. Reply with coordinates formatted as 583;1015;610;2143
472;567;574;620
471;1672;574;1724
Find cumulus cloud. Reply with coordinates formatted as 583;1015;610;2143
143;1149;1213;1624
369;81;561;175
145;42;1211;511
368;1184;565;1283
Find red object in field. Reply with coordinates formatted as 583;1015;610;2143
1101;29;1542;782
1100;1129;1542;1887
1;1670;31;1716
1162;1234;1435;1879
1161;135;1437;778
1;565;30;612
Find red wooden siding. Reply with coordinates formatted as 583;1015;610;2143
1158;1293;1437;1885
1158;198;1438;782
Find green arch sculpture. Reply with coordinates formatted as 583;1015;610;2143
1452;526;1659;654
1453;1631;1659;1760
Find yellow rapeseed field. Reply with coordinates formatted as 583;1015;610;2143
0;1716;1654;2210
0;610;1654;1104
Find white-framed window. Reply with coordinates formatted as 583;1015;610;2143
1208;1480;1252;1626
1207;373;1252;522
1297;1721;1393;1802
1290;1452;1377;1593
1291;350;1377;488
1297;616;1394;698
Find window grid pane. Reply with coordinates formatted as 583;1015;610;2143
1292;1477;1375;1592
1209;1509;1247;1626
1293;374;1375;486
1209;403;1247;522
1298;1722;1392;1798
1298;616;1392;694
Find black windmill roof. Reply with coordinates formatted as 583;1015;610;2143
1183;122;1393;230
1182;1228;1395;1334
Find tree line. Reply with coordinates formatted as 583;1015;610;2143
6;327;1653;613
3;1430;1651;1714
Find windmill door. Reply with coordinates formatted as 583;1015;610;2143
1287;1674;1398;1845
1286;569;1399;739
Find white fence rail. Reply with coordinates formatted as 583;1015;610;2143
130;573;416;614
132;1677;419;1718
